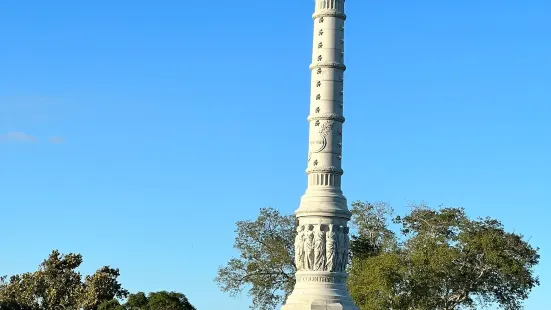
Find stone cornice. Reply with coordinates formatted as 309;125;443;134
310;62;346;71
308;113;345;123
312;10;347;21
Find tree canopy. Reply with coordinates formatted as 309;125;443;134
349;203;540;310
214;208;296;310
215;202;540;310
0;251;195;310
0;250;127;310
97;291;196;310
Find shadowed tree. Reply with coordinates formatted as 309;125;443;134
0;298;35;310
98;299;124;310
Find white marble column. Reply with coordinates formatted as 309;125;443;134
282;0;358;309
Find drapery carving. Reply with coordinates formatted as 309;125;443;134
294;224;349;272
295;226;306;270
314;225;326;271
325;224;337;271
305;225;315;270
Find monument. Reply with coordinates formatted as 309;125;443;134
281;0;358;309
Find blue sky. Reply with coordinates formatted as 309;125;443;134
0;0;549;309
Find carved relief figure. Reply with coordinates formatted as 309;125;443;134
314;225;326;271
294;226;305;270
336;226;346;272
342;227;350;270
304;225;315;270
325;224;337;271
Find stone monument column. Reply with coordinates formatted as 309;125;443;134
282;0;358;309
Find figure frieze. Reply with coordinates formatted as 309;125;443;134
294;224;350;272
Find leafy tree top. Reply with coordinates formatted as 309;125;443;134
216;202;540;310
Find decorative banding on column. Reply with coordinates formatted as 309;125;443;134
312;11;347;21
308;113;345;123
296;272;347;284
310;62;346;71
306;166;344;175
309;173;340;187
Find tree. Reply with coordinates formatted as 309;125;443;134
348;251;409;310
0;250;127;310
0;273;42;310
347;201;409;309
0;252;196;310
80;266;129;310
147;291;195;310
348;201;397;259
215;207;296;310
0;298;34;310
217;202;540;310
125;292;149;309
121;291;195;310
348;203;540;310
98;300;124;310
0;250;83;309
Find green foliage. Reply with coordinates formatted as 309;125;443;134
348;203;540;310
147;291;195;310
122;291;195;310
215;207;296;310
349;201;397;259
0;250;127;310
80;266;129;310
38;250;84;309
125;292;149;309
347;201;409;309
98;300;124;310
0;250;196;310
217;202;540;310
0;253;196;310
0;273;42;309
0;298;35;310
348;252;408;310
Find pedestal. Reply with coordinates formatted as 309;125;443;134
282;272;358;310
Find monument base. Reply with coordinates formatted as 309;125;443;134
281;272;359;310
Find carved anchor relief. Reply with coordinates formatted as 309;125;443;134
310;121;334;153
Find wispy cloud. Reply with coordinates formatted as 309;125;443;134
0;131;37;143
0;96;55;125
49;136;65;144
